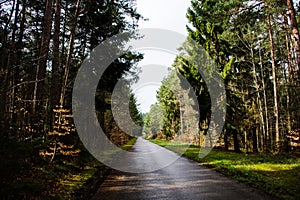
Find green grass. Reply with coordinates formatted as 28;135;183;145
148;139;300;200
121;137;137;150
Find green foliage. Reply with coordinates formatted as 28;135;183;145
151;66;201;144
156;71;181;138
129;94;144;136
143;103;164;138
185;0;300;153
175;41;212;132
121;137;138;151
221;57;235;79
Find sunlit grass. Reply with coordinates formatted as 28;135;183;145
233;163;300;172
149;139;300;200
122;137;137;150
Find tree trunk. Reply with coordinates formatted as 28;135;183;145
259;45;270;152
60;0;81;106
224;129;229;150
10;0;22;137
244;130;247;153
61;0;68;65
179;101;183;135
33;0;54;114
253;127;258;153
51;0;62;109
0;0;16;135
251;47;265;150
283;14;292;135
233;129;240;153
267;14;280;151
15;0;26;88
287;0;300;77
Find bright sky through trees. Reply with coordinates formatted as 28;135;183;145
132;0;190;113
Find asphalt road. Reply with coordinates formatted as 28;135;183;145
91;137;275;200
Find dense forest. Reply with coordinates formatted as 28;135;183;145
0;0;143;198
144;0;300;153
0;0;144;150
1;0;300;198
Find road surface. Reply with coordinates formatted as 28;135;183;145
91;137;275;200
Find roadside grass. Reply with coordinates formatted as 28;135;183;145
1;137;137;199
148;139;300;200
121;137;137;150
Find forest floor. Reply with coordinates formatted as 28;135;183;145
148;139;300;200
0;137;137;199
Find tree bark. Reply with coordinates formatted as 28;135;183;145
253;127;258;153
60;0;81;106
251;47;265;151
283;14;292;134
233;129;240;153
287;0;300;77
224;130;229;151
9;0;20;123
267;14;280;150
33;0;54;113
51;0;62;109
259;45;270;152
0;0;16;134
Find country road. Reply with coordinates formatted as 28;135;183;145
91;137;275;200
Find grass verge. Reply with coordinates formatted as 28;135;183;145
121;137;137;151
148;139;300;200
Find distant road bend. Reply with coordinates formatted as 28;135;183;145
91;137;274;200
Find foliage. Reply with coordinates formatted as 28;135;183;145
121;137;137;151
129;94;144;136
143;102;164;138
156;71;181;139
0;0;143;197
152;0;300;153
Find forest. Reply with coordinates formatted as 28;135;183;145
144;0;300;154
0;0;143;198
0;0;299;199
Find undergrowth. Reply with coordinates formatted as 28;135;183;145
1;137;137;199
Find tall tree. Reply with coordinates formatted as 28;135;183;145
287;0;300;76
267;13;280;148
51;0;62;110
184;0;300;152
33;0;53;114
